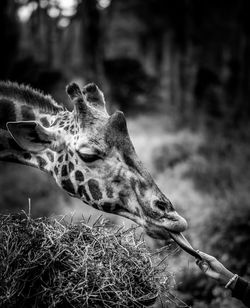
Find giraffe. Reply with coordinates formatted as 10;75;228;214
0;81;200;257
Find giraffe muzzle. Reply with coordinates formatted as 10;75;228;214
154;211;188;233
146;214;201;259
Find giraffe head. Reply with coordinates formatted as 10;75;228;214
6;82;189;245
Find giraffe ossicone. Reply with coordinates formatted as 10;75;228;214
0;81;196;255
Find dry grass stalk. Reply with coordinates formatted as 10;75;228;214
0;212;173;308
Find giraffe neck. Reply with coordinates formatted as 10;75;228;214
0;96;58;172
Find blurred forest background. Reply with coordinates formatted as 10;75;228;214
1;0;250;307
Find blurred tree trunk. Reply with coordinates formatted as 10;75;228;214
0;0;19;79
159;32;172;106
80;0;104;83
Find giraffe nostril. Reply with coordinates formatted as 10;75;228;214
154;200;166;212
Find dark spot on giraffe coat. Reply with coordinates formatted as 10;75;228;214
75;170;84;182
78;185;90;201
40;117;50;127
46;151;54;162
119;191;129;204
138;181;147;197
102;202;113;212
130;177;136;190
59;121;65;127
68;149;74;157
69;161;74;173
0;99;16;130
23;152;32;160
61;165;68;177
8;138;23;151
114;203;129;213
58;154;64;163
54;166;59;175
92;203;99;209
21;105;36;121
65;154;68;162
61;179;75;195
64;125;69;131
37;156;47;169
136;207;140;216
106;186;113;198
88;179;102;200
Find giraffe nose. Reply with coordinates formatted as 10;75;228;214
153;199;188;232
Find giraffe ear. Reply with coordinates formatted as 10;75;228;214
82;83;108;113
6;121;60;153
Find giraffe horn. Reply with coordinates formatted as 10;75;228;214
82;83;108;114
66;82;87;115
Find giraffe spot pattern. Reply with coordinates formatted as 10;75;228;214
69;161;74;173
92;203;99;209
37;156;47;169
114;203;128;213
68;149;74;157
61;179;75;195
23;152;32;160
54;166;59;175
64;125;69;131
75;170;84;182
46;151;54;162
102;202;113;212
106;186;113;198
58;154;64;163
78;185;90;201
138;181;147;197
88;179;102;200
136;207;140;216
40;117;50;127
0;99;16;130
61;165;68;177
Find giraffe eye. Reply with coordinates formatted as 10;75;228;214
78;152;102;163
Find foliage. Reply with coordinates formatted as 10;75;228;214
0;213;173;308
176;126;250;307
104;58;156;112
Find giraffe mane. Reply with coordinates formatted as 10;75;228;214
0;81;65;115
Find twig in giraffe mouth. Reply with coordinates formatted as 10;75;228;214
169;232;202;260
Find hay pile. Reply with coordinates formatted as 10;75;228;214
0;213;172;307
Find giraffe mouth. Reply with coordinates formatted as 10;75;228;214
151;210;188;233
169;232;202;260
